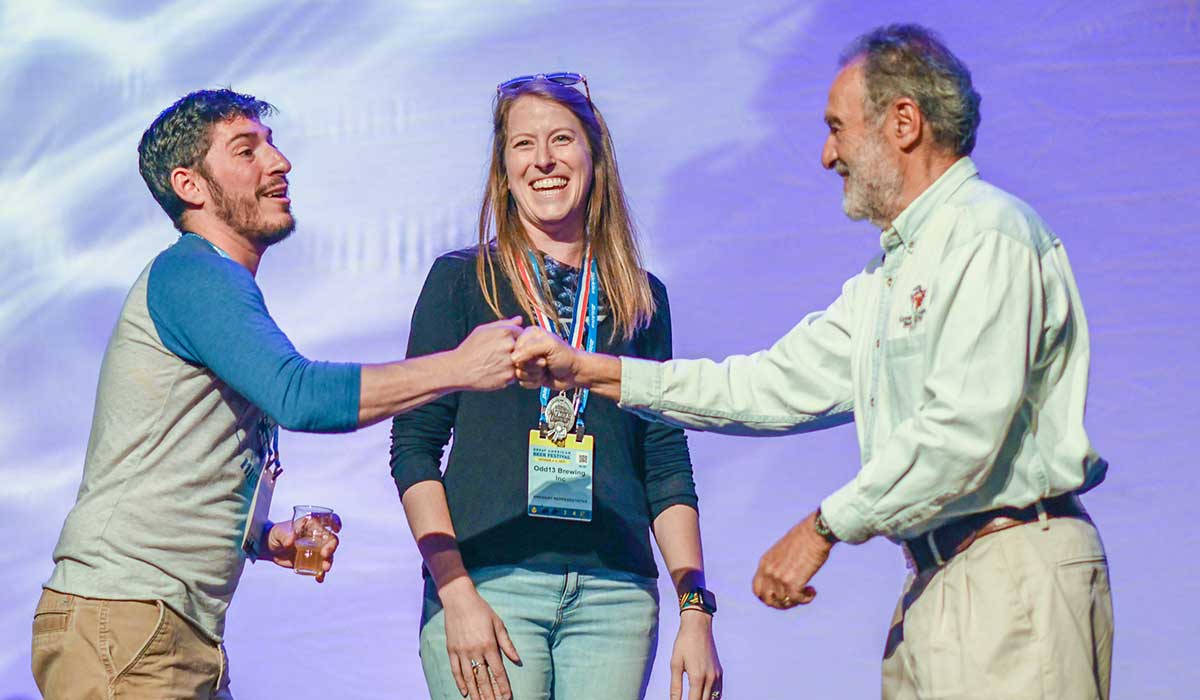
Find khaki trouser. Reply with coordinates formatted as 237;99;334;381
882;516;1113;700
31;589;233;700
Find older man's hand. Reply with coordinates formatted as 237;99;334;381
752;511;833;609
511;326;582;391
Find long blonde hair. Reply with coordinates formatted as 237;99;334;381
476;79;654;341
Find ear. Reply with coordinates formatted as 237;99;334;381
890;97;923;151
169;166;207;208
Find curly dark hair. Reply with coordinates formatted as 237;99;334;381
137;88;275;230
840;24;982;156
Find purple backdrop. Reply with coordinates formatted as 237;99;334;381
2;1;1197;697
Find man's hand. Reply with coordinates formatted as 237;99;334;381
670;611;723;700
752;511;833;609
266;515;342;584
439;579;521;700
511;326;581;391
453;317;524;391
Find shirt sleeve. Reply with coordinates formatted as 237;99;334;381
636;278;699;519
147;247;360;433
821;231;1046;543
389;255;469;498
618;275;860;435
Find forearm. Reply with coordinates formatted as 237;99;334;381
651;504;706;595
399;480;475;600
359;350;468;427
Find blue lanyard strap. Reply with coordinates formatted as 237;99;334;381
524;249;599;434
183;232;234;260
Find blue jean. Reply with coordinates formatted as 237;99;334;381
419;564;660;700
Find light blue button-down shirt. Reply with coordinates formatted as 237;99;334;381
619;157;1106;543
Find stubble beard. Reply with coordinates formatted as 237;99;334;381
207;176;295;247
839;127;903;230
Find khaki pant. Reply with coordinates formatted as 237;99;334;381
31;589;233;700
882;516;1113;700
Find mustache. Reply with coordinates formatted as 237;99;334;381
833;160;849;177
256;178;289;196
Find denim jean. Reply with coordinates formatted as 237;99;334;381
419;564;660;700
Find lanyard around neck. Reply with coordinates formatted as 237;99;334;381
183;232;233;261
517;245;600;434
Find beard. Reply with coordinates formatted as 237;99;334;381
206;175;295;246
837;127;903;229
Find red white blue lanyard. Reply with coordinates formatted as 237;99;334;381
517;245;599;434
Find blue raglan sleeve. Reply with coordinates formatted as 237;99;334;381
146;243;361;433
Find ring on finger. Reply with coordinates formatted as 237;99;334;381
780;595;793;606
469;658;482;670
712;691;722;700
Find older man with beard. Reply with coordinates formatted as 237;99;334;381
31;89;523;699
513;24;1113;700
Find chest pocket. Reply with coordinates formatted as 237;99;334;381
883;333;928;423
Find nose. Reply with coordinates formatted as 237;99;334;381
534;140;555;171
821;134;837;170
266;143;292;175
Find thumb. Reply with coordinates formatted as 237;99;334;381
494;618;522;664
799;585;818;604
273;523;295;548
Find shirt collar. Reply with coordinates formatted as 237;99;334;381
880;156;979;252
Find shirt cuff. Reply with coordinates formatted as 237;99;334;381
618;357;663;410
820;482;876;544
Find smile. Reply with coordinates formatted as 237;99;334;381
531;177;567;191
260;187;290;204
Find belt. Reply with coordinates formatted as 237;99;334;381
901;493;1088;573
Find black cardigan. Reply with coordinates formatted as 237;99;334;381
390;248;698;578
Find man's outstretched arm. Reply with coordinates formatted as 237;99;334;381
358;316;523;427
512;276;861;436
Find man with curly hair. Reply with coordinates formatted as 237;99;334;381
32;88;522;699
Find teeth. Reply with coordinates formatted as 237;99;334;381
532;177;567;191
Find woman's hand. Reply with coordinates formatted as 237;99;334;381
440;580;521;700
670;610;723;700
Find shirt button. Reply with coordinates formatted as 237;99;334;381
875;339;880;348
870;398;876;407
886;277;893;287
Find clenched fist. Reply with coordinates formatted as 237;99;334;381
453;317;524;391
511;326;582;391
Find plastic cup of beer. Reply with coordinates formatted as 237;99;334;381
292;505;336;576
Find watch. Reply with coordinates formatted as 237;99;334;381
678;587;717;615
814;508;840;544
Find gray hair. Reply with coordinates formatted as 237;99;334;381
840;24;981;156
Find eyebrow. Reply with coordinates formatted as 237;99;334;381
226;127;272;147
824;114;843;127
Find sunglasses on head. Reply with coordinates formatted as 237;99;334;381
497;72;591;102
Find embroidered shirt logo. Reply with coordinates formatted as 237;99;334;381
900;286;928;330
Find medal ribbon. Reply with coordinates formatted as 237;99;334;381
517;244;599;434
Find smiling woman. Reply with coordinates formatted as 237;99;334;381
503;96;593;250
390;74;723;700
